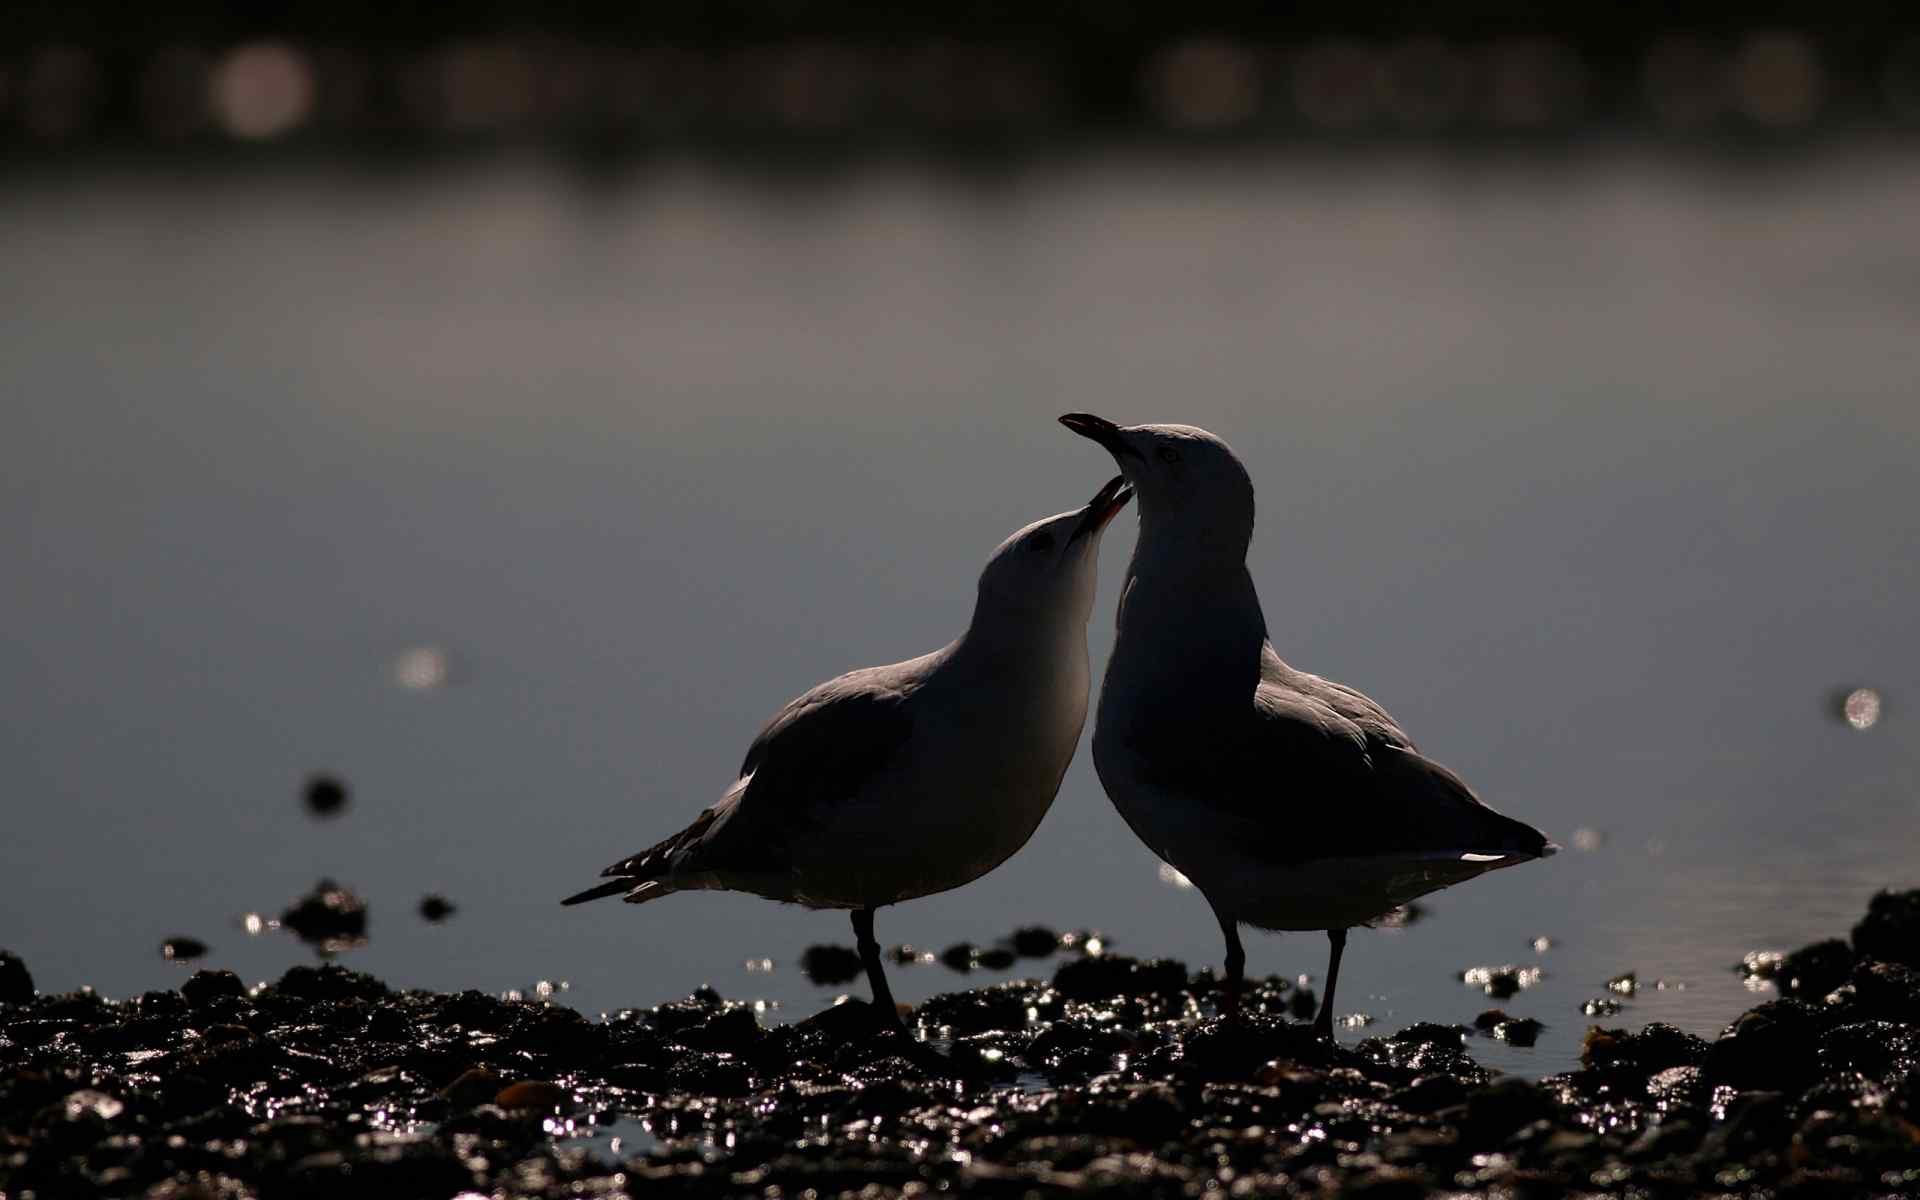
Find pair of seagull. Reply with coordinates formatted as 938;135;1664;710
565;417;1553;1045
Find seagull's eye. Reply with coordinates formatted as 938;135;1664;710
1157;446;1182;464
1029;532;1055;553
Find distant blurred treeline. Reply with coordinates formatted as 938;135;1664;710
4;2;1918;154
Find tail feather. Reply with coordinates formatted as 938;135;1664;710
620;881;672;905
560;879;633;907
563;803;725;907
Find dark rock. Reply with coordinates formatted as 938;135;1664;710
1010;926;1061;957
161;937;209;962
1581;1022;1707;1073
179;970;245;1008
1472;1008;1507;1031
1779;938;1856;998
1624;1116;1704;1161
506;1004;601;1057
918;981;1033;1035
975;946;1016;971
1052;954;1188;1002
1460;1076;1558;1146
418;895;456;923
1360;1024;1484;1085
0;950;33;1003
646;986;725;1034
435;989;515;1032
279;879;368;951
939;943;977;972
441;1066;503;1109
795;997;886;1043
679;1005;763;1054
30;1088;126;1154
493;1079;569;1110
1026;1018;1135;1072
1852;889;1920;968
1181;1017;1335;1080
1460;964;1540;999
1832;958;1920;1022
303;773;349;817
798;944;862;985
1288;985;1318;1019
1705;999;1836;1092
1493;1016;1544;1046
1390;1074;1469;1115
137;989;188;1019
1700;1090;1792;1158
365;1004;411;1041
275;963;389;1003
1815;1020;1912;1080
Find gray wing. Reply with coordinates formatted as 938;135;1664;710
591;660;922;882
1132;646;1547;865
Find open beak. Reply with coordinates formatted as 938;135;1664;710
1059;412;1143;461
1069;474;1134;543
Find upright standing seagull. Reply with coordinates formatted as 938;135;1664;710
564;476;1134;1047
1059;415;1553;1037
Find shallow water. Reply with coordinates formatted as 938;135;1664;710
3;148;1916;1075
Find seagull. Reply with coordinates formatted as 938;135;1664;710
563;475;1134;1053
1059;414;1554;1038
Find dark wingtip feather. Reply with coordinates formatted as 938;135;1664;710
561;879;633;907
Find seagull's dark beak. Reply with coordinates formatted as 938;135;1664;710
1059;412;1143;461
1070;474;1134;543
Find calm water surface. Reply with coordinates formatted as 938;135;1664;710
4;150;1917;1075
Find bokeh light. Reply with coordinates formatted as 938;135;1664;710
212;41;315;140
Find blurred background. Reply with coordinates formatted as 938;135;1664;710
4;3;1918;1075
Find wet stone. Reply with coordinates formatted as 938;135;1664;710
3;888;1917;1200
677;1004;763;1053
1778;938;1857;998
1852;888;1920;968
178;970;245;1009
1010;925;1061;957
494;1080;569;1111
1580;1022;1707;1074
418;894;456;923
0;950;33;1004
1460;1076;1559;1146
918;980;1035;1035
1833;958;1920;1022
274;962;389;1004
303;773;348;818
643;986;725;1034
975;946;1016;971
160;937;209;963
1051;953;1188;1002
1492;1016;1544;1046
279;879;369;953
1459;964;1541;999
938;942;978;971
1704;998;1837;1092
442;1066;504;1109
797;944;862;985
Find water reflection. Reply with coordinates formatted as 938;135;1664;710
0;152;1915;1075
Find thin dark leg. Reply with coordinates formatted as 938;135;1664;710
1313;928;1348;1039
851;908;910;1038
1207;896;1246;1022
851;909;972;1077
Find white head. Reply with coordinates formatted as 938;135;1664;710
1058;415;1254;559
974;475;1133;625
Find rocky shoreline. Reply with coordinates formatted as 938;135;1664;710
5;892;1920;1199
